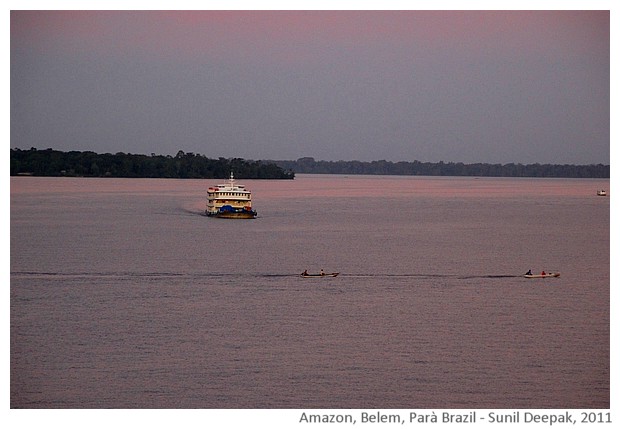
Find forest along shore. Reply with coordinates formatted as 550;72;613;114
10;149;609;179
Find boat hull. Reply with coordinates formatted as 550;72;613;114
300;273;339;278
207;210;257;219
524;273;560;278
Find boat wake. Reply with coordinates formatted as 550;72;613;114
11;271;305;281
11;271;523;280
344;273;521;279
180;206;207;216
458;274;522;279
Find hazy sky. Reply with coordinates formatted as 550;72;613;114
10;9;610;164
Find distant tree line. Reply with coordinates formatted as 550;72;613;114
11;149;609;179
10;148;295;179
273;157;609;178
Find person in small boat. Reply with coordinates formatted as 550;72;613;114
541;270;546;275
526;269;532;275
303;270;308;276
320;269;325;276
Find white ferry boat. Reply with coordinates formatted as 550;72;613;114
206;173;257;219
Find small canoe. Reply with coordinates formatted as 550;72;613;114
300;272;339;278
524;273;560;278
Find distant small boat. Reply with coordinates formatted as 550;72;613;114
597;190;607;196
524;272;560;279
300;272;339;278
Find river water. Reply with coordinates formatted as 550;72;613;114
10;175;610;409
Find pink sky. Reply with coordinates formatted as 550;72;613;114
12;11;605;61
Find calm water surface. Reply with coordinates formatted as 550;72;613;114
10;175;610;408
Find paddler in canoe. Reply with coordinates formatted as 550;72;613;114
300;269;339;278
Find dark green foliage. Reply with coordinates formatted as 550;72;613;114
10;148;295;179
10;149;609;179
273;158;609;178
